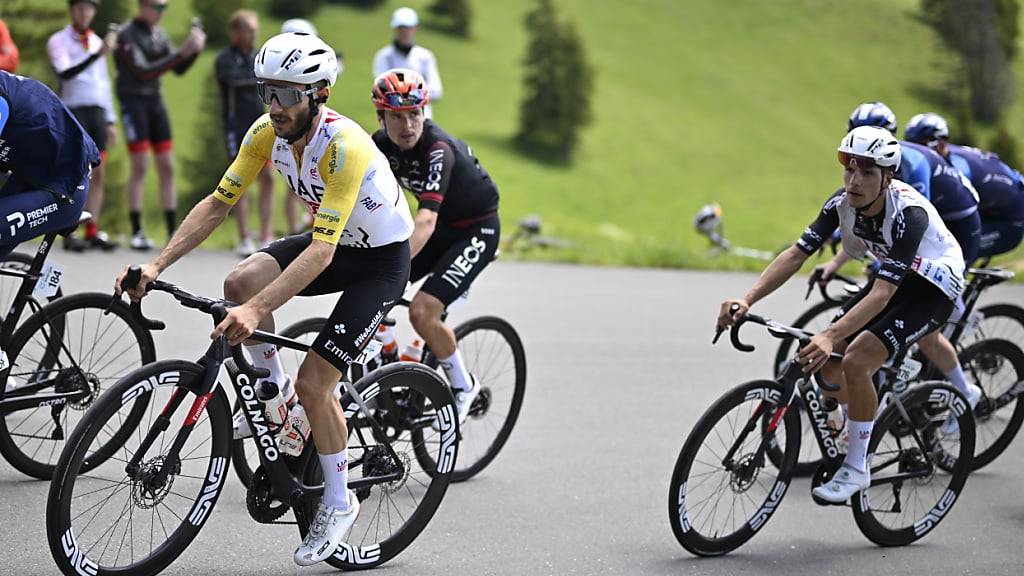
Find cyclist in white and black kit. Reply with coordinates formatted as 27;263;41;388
718;126;965;503
371;68;500;422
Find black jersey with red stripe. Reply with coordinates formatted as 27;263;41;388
373;120;499;227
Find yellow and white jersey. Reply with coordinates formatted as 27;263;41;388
214;108;413;248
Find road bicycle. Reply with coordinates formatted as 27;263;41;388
668;309;975;555
0;216;154;479
771;267;1024;475
47;267;458;575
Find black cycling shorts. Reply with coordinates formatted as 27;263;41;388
70;106;108;152
832;273;954;359
260;233;411;372
120;95;172;152
411;214;500;306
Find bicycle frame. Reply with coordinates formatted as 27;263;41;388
0;232;94;415
0;231;59;344
727;312;948;492
124;326;412;516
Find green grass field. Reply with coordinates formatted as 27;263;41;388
115;0;1024;273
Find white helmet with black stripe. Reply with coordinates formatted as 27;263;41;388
838;125;901;170
254;33;339;88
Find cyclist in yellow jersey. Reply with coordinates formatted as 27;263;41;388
116;32;413;567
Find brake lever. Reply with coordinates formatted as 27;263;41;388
805;268;823;300
110;265;166;331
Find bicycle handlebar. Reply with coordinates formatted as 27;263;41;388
119;266;270;379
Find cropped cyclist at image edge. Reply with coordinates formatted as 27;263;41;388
718;126;966;503
903;112;1024;260
117;33;413;567
0;71;99;261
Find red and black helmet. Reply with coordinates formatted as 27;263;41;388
371;68;429;111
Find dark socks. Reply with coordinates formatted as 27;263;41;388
164;209;176;237
129;211;142;235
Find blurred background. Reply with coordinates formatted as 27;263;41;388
2;0;1022;273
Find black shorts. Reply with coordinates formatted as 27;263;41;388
260;233;411;372
411;215;500;306
832;273;954;359
70;106;108;152
120;95;172;152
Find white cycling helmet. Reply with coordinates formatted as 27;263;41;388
838;125;901;170
847;101;898;134
255;33;339;88
281;18;318;36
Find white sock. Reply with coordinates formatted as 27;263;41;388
844;419;873;473
840;403;848;418
439;350;472;392
246;342;292;400
943;364;970;396
319;449;349;509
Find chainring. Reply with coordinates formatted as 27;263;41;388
246;465;290;523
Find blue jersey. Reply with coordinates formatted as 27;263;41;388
898;141;978;220
0;71;100;199
946;143;1024;220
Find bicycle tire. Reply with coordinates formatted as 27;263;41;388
851;382;974;546
297;362;457;570
46;360;231;576
414;315;527;482
958;338;1024;470
970;303;1024;345
669;380;801;556
0;292;154;479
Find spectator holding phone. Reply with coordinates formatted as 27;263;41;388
114;0;205;250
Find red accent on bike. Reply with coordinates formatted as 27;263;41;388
183;393;212;427
159;388;181;418
767;406;789;433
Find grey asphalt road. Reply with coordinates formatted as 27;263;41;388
2;249;1023;576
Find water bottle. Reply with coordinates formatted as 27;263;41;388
376;322;399;363
255;380;289;427
399;339;424;363
278;404;310;457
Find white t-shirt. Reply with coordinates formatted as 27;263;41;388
372;44;443;118
46;25;116;123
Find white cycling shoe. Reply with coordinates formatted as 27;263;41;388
811;464;870;504
294;491;360;566
434;374;480;431
940;383;982;435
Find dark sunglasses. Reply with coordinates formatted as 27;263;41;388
257;82;317;107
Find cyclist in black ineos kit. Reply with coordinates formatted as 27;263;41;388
371;68;500;423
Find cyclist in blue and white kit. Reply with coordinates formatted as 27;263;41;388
847;102;981;263
904;112;1024;260
0;70;99;261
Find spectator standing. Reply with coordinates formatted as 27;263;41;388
47;0;119;251
372;7;442;118
0;19;19;72
216;9;274;256
114;0;205;250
